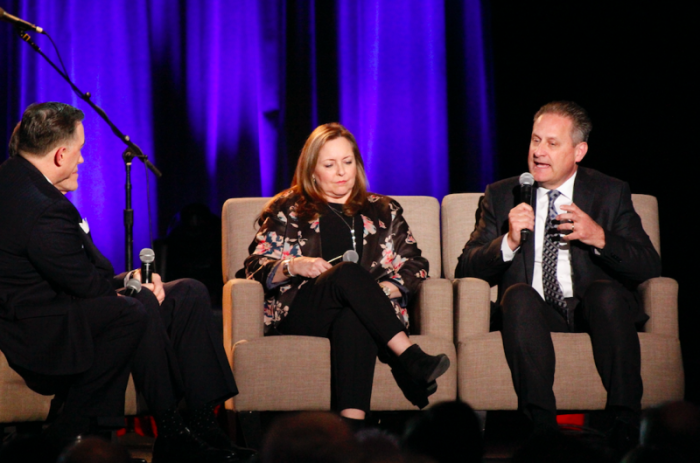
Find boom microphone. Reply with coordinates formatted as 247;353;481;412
139;248;155;284
519;172;535;244
0;8;44;33
124;278;142;297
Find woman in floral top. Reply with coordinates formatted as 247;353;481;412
244;123;450;423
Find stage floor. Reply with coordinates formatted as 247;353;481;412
117;410;617;462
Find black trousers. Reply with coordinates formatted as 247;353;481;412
500;281;643;416
16;279;237;436
277;262;406;412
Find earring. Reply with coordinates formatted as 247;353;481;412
312;176;316;184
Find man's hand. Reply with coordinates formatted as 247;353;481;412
507;203;535;251
133;269;166;304
558;203;606;249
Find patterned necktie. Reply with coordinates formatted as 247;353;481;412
542;190;569;323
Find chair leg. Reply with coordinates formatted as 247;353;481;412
14;422;44;435
237;411;263;450
475;410;487;434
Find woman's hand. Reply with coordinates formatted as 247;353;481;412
290;257;332;279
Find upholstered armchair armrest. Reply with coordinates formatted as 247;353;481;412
454;277;491;340
638;276;679;337
412;278;453;340
223;278;265;349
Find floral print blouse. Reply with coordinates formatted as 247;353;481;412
243;191;429;333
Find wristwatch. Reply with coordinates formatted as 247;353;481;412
380;283;392;298
282;258;295;278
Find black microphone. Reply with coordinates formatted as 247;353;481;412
519;172;535;244
0;8;44;33
124;278;142;297
139;248;155;284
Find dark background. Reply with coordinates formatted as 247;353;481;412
2;1;696;401
159;0;699;404
485;2;697;402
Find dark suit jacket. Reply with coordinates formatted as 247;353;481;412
455;166;661;323
0;156;123;375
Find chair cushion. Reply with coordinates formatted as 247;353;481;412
457;332;684;410
232;336;331;411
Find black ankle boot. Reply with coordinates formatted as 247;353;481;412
398;344;450;384
389;362;438;409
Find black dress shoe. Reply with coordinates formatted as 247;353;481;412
398;344;450;384
152;428;236;463
197;427;257;460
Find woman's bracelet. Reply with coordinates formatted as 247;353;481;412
282;257;296;278
379;282;392;298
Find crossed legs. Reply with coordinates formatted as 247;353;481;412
278;262;413;419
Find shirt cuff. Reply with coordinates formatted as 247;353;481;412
266;261;289;290
381;279;409;307
501;235;517;262
123;270;137;288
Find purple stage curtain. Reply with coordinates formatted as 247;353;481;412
337;0;448;197
1;0;285;272
2;0;157;272
1;0;495;271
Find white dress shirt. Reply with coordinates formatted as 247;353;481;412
501;172;577;300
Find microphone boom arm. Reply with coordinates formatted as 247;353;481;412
13;26;162;271
15;28;162;177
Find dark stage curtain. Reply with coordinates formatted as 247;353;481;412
1;0;495;272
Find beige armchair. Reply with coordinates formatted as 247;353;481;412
0;351;139;426
441;193;683;411
222;196;456;413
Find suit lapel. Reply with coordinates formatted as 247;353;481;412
79;229;116;277
570;167;595;297
572;167;595;218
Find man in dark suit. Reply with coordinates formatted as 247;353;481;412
455;101;661;445
0;102;252;462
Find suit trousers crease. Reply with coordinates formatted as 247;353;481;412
276;262;406;412
131;279;238;414
500;281;643;416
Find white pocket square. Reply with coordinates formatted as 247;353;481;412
79;218;90;234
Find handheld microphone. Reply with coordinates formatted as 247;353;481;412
124;278;142;297
342;250;359;263
139;248;155;284
519;172;535;244
0;8;44;33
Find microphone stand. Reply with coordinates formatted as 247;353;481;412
15;27;162;271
